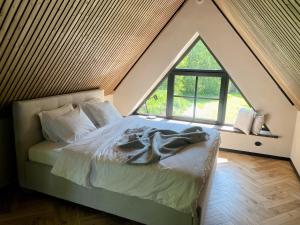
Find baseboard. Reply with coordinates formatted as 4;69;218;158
220;148;290;161
290;159;300;181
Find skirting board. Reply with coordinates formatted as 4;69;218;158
290;160;300;181
219;148;290;161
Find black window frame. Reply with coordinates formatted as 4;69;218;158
135;37;257;127
166;68;229;125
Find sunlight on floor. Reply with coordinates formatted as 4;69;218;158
217;157;229;163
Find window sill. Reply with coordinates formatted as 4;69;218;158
138;115;279;139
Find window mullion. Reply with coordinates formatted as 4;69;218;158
218;73;229;124
166;72;175;118
193;76;198;121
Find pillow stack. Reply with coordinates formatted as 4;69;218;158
233;108;265;135
38;100;122;144
38;105;96;144
38;104;75;142
79;100;122;127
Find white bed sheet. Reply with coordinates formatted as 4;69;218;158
29;116;220;215
28;141;65;166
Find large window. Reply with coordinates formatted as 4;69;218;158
137;39;252;125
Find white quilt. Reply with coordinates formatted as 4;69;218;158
51;116;220;214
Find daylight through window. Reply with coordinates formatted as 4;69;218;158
137;39;252;125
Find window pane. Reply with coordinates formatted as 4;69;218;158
195;99;219;121
173;97;194;118
174;75;196;97
137;104;148;114
176;40;222;70
137;78;168;116
225;81;251;124
197;77;221;98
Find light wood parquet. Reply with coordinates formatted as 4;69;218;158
0;151;300;225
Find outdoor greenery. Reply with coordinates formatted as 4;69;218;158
138;86;250;124
225;82;251;124
176;40;221;70
174;40;222;98
137;39;251;124
138;78;168;116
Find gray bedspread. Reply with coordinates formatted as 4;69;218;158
116;126;208;164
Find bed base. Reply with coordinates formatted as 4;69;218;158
22;159;216;225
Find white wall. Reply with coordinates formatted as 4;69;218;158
113;0;297;157
291;112;300;174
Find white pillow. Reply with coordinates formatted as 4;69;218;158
79;98;103;125
46;107;96;144
252;114;265;135
81;101;122;127
38;104;74;142
234;108;256;135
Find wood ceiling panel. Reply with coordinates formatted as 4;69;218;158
0;0;184;110
214;0;300;109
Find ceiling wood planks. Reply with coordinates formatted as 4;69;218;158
0;0;184;109
214;0;300;109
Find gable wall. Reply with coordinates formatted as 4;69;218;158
114;0;297;157
291;112;300;174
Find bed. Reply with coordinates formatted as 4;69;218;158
12;89;220;225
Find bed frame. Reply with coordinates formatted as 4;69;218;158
12;89;217;225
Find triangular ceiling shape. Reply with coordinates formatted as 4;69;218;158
214;0;300;109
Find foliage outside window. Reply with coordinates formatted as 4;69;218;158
136;39;252;125
137;78;168;116
225;81;251;124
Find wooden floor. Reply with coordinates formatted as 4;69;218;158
0;151;300;225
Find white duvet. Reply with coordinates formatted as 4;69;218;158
51;116;220;214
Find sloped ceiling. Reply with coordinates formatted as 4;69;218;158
0;0;184;109
214;0;300;109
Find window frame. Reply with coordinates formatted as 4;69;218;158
166;69;228;125
135;37;259;127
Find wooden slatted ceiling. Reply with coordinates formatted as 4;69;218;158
0;0;184;109
214;0;300;109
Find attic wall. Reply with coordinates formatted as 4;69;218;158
0;0;183;110
114;0;297;157
291;112;300;174
214;0;300;109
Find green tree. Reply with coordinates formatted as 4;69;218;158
177;40;221;70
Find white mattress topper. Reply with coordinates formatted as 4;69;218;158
28;141;66;166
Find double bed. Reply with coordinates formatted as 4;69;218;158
13;89;220;225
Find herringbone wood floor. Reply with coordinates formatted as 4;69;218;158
0;151;300;225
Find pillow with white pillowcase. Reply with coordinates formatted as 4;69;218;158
234;108;256;135
252;114;265;135
46;107;96;144
81;101;122;127
79;98;103;126
38;104;74;142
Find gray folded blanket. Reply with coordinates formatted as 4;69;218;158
115;126;208;165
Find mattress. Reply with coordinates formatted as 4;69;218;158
29;116;220;214
28;141;65;166
90;119;220;214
